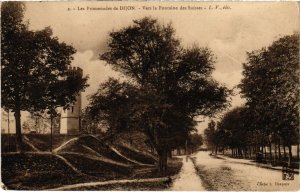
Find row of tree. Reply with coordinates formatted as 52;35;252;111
204;34;299;164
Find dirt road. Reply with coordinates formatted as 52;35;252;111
191;151;299;191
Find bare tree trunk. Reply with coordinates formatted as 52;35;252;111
164;148;168;171
249;147;252;159
158;149;163;172
158;147;168;173
7;110;10;152
283;145;286;158
269;142;272;162
264;145;267;160
185;139;188;155
168;149;172;158
278;139;281;161
242;148;244;158
274;142;277;164
14;108;23;152
288;145;292;166
297;143;299;161
50;116;53;152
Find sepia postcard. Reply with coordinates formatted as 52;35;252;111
1;1;299;191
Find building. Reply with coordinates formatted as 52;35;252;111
60;66;83;134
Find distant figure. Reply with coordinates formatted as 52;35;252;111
163;176;173;187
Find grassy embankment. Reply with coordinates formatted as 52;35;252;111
1;132;182;190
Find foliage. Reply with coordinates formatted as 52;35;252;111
188;133;203;152
204;120;216;150
205;34;299;160
215;107;249;150
240;33;299;149
1;2;88;151
86;78;138;134
92;17;231;171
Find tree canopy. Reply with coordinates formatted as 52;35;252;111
240;33;299;148
88;17;231;172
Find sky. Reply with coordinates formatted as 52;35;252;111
23;1;299;133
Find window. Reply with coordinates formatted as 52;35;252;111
71;106;74;113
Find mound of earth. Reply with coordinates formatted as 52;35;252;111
59;152;133;178
2;151;136;190
54;135;138;165
1;131;183;190
26;134;77;151
114;144;157;165
106;130;154;153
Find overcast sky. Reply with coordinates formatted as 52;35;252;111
23;1;299;132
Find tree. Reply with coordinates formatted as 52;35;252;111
81;108;104;134
239;33;299;162
216;107;250;157
1;2;88;152
86;78;139;137
188;133;203;153
204;120;217;153
99;17;231;172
